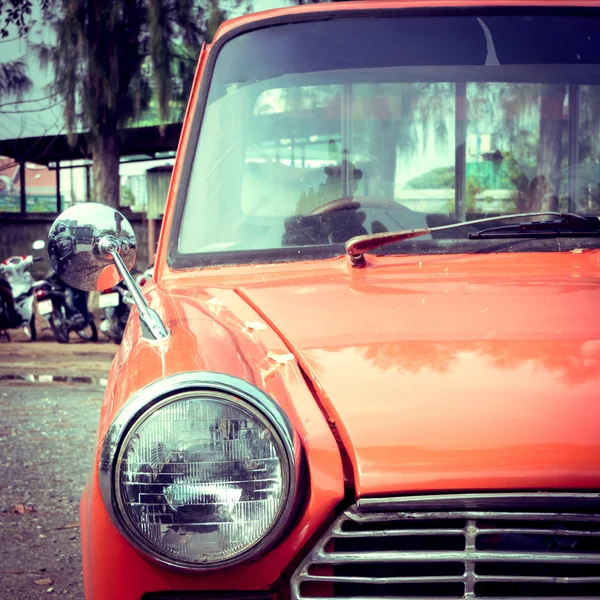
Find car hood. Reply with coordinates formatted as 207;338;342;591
236;251;600;496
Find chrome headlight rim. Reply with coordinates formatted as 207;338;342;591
99;371;302;571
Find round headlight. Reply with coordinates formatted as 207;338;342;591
101;375;300;570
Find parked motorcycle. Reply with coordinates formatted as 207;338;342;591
33;272;98;343
99;264;153;344
0;240;46;341
98;282;132;344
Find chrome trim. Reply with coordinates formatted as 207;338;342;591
97;235;169;341
99;371;302;571
356;492;600;512
291;493;600;600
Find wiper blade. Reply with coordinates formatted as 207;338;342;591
345;212;599;268
468;213;600;239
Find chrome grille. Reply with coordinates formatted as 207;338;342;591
291;493;600;600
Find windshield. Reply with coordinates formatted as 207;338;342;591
176;11;600;266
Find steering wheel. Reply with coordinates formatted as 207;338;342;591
308;196;397;215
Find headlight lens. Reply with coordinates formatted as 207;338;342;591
113;390;293;568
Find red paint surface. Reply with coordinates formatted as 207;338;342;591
236;252;600;495
83;1;600;598
84;249;600;598
82;285;344;599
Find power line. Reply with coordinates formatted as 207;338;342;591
0;90;63;109
0;98;64;114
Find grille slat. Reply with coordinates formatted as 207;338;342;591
292;494;600;600
304;576;467;585
478;577;600;584
314;550;600;564
350;512;600;523
299;597;600;600
333;530;467;538
302;575;600;585
477;529;600;537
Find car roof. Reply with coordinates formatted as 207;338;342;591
213;0;600;41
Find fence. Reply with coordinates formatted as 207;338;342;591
0;194;64;213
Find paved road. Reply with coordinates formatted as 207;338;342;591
0;339;115;599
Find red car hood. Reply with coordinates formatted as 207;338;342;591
237;251;600;496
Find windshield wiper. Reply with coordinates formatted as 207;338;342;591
468;213;600;239
345;212;600;268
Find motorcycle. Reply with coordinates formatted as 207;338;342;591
0;240;46;342
98;282;132;344
33;272;98;343
99;265;153;344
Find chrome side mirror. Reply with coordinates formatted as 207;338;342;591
32;240;45;251
47;203;169;341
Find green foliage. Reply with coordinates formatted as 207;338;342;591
120;184;136;207
406;166;455;189
465;175;483;211
407;161;517;192
502;151;530;193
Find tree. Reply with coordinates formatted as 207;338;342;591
0;0;43;101
28;0;249;207
0;61;31;100
33;0;224;207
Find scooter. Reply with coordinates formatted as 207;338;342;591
0;240;46;342
33;272;98;343
98;282;132;344
98;265;153;344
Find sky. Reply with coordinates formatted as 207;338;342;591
0;20;61;140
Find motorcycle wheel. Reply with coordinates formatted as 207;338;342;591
76;318;98;342
49;306;70;343
102;309;123;344
23;315;37;342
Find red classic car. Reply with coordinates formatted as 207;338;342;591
48;2;600;599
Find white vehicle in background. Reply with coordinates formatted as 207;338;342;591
135;265;154;288
0;240;45;341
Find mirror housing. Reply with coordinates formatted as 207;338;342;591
47;203;136;292
47;203;169;341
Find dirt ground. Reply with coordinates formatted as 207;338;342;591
0;317;117;380
0;336;115;599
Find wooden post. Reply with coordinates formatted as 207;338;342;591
19;160;26;213
85;164;91;202
56;162;62;213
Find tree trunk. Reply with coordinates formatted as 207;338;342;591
536;84;567;210
92;131;121;207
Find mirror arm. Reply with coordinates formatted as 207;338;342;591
98;236;169;341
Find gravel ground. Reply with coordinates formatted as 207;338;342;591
0;340;114;599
